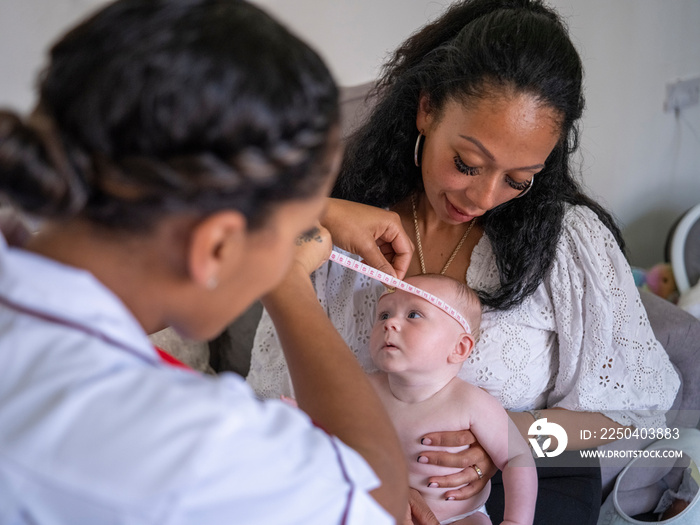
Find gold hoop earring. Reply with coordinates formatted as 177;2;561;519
515;175;535;198
414;132;424;167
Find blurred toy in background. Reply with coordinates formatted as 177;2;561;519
631;263;679;303
632;262;700;320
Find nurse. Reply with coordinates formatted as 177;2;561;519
0;1;407;523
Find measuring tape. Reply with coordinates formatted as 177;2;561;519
329;250;471;334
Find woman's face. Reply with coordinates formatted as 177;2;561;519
416;92;562;224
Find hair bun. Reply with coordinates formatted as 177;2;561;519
0;109;86;218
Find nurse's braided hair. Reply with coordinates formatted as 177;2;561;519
334;0;624;310
0;0;338;232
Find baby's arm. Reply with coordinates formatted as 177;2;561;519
466;387;537;525
498;417;536;525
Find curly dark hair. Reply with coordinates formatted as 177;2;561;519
0;0;338;232
333;0;624;310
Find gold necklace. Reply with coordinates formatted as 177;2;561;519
411;194;474;275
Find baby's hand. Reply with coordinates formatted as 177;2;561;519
293;224;331;275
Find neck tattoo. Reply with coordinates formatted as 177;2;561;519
411;193;474;276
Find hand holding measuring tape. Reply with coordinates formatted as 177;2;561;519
322;199;414;280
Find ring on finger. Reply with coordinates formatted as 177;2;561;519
471;464;483;479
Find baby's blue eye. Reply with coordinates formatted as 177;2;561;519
407;311;422;319
378;312;389;321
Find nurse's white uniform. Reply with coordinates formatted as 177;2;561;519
0;235;391;525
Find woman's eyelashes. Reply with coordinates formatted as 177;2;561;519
506;177;532;192
453;155;479;176
454;154;533;192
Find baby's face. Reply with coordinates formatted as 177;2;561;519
369;276;466;374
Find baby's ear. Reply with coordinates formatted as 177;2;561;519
448;332;475;364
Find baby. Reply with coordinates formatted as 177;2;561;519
367;274;536;525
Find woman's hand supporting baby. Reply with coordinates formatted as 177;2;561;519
399;430;498;524
416;429;497;499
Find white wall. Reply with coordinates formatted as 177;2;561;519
1;0;699;267
0;0;108;112
552;1;700;267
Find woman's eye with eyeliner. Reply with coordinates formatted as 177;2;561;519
453;155;479;176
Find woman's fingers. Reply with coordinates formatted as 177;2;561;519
426;461;498;501
407;488;440;525
420;429;477;448
416;429;498;500
365;233;414;280
441;475;491;501
371;213;414;279
417;444;484;470
321;198;413;278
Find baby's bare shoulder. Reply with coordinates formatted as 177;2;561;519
449;377;487;395
448;378;501;408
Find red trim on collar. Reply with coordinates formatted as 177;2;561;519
154;346;192;370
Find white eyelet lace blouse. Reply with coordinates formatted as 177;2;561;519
247;205;680;431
